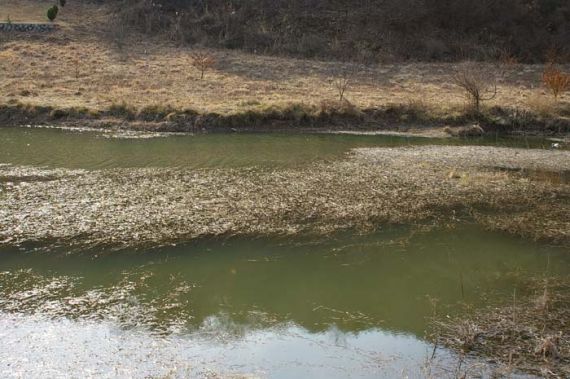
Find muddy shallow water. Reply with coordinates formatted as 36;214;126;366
1;126;569;378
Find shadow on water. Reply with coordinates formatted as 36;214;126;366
0;126;563;170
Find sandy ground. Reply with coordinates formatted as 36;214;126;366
1;145;568;250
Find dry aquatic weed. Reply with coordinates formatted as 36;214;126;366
430;278;570;377
1;146;568;251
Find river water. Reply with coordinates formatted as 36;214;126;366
0;126;567;378
0;126;558;169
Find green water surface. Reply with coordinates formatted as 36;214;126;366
0;126;567;378
0;226;567;378
0;126;557;169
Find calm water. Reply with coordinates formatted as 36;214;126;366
0;226;568;378
0;126;558;169
0;126;568;378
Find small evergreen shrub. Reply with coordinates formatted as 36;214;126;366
47;5;59;22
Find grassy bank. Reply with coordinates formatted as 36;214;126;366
1;101;569;136
1;1;569;136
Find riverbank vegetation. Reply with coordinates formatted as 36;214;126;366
1;100;568;135
0;1;569;135
430;277;570;377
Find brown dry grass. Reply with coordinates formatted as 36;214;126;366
0;0;62;23
0;0;569;121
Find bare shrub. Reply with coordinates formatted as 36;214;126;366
452;62;498;114
190;51;216;80
332;69;352;102
543;65;570;101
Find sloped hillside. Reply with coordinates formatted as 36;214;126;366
115;0;570;62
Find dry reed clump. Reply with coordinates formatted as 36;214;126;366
0;146;568;251
430;278;570;377
527;94;558;118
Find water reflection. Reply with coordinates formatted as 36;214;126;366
1;311;462;379
1;226;567;337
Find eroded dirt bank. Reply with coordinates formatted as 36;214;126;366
1;146;569;250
